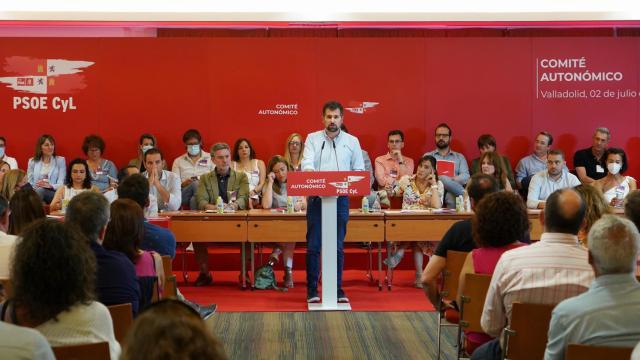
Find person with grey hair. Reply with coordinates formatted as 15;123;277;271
193;142;250;286
573;127;611;184
545;215;640;359
66;192;141;315
624;190;640;231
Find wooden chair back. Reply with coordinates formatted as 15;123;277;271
459;273;492;333
107;303;133;343
504;302;555;360
440;250;468;301
52;342;110;360
566;344;633;360
161;255;177;299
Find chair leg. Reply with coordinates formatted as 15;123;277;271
436;308;442;360
181;243;189;284
378;242;383;291
367;242;374;282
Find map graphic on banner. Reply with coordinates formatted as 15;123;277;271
0;56;94;95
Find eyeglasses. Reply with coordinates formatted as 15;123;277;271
436;133;450;138
388;140;403;144
289;141;302;146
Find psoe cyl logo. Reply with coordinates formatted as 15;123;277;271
0;56;94;112
345;101;379;114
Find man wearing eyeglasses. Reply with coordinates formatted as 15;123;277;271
374;130;414;196
424;123;470;208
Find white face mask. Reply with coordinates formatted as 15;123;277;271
142;145;154;154
607;162;622;175
187;144;200;156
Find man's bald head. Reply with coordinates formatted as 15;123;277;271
544;188;586;235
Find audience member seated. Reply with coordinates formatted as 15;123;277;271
120;299;227;360
8;189;46;236
0;195;15;279
0;169;27;201
49;158;99;213
261;155;307;288
0;160;10;185
625;190;640;232
128;133;166;173
117;174;176;258
574;127;610;184
375;130;414;196
0;321;54;360
27;134;66;204
424;123;470;208
232;138;266;209
545;215;640;359
171;129;214;209
284;133;304;171
143;148;181;212
103;199;165;310
0;219;120;359
117;174;215;318
474;151;513;192
0;136;18;169
457;192;528;354
421;174;498;308
474;188;594;360
470;134;515;189
574;184;610;246
514;131;556;192
82;134;118;192
526;149;580;209
385;155;443;287
117;165;158;217
194;143;249;286
593;147;636;207
66;192;141;316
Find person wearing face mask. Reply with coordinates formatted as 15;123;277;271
475;151;513;192
0;137;18;169
171;129;214;209
26;134;66;204
128;133;167;173
385;155;444;287
593;148;636;207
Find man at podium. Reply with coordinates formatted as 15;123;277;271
301;101;365;303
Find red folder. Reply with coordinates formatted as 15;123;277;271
436;160;455;177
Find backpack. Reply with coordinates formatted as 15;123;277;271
254;263;287;292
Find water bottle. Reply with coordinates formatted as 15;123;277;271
615;186;625;208
372;193;382;212
456;195;464;212
362;196;370;213
216;196;224;214
287;196;294;213
463;190;471;212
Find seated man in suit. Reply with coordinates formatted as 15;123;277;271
193;142;249;286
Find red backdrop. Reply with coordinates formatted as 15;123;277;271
1;37;638;178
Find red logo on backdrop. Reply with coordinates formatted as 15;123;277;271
287;171;370;196
345;101;379;114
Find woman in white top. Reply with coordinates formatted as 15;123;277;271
1;219;120;360
594;147;637;207
50;158;99;213
26;134;66;204
0;136;18;169
284;133;304;172
232;138;266;209
386;155;444;288
83;135;118;192
262;155;306;288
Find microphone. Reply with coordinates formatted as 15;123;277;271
332;141;339;171
318;141;326;171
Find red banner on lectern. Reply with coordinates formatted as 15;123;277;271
287;171;370;196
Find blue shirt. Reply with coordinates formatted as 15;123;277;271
89;159;118;192
142;221;177;259
544;274;640;360
423;149;470;184
90;241;140;316
301;130;365;172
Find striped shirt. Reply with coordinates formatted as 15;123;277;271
481;232;594;338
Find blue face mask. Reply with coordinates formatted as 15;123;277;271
187;144;201;156
0;146;5;158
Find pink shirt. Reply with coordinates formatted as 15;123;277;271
472;242;526;275
374;153;414;189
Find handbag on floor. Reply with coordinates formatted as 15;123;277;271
254;263;287;292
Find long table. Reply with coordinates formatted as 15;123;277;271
164;209;548;290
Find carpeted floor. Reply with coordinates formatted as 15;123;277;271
178;269;435;312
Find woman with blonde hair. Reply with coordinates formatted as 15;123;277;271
284;133;304;171
0;169;27;201
574;184;610;246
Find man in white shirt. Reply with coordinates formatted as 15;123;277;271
143;148;181;212
171;129;214;210
302;100;365;303
526;149;580;209
473;188;594;360
0;195;17;279
0;136;18;169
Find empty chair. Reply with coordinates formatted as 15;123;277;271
107;303;133;344
53;342;110;360
435;250;468;359
502;302;555;360
458;273;492;358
